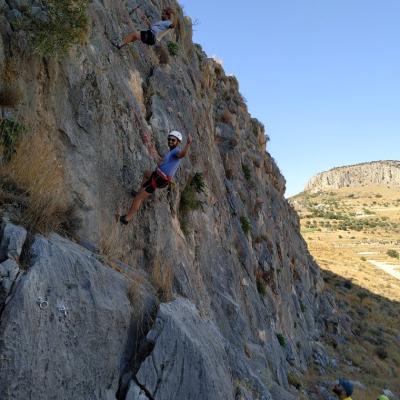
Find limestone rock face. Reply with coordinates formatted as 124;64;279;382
0;234;134;400
305;161;400;192
134;299;235;400
0;1;337;399
0;219;27;261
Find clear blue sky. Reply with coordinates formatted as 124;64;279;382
179;0;400;196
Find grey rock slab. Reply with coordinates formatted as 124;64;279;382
0;258;19;306
135;298;235;400
0;0;9;12
125;380;150;400
0;219;27;261
6;8;22;21
268;383;298;400
0;233;133;400
312;342;330;369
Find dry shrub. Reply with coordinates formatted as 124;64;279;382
214;64;223;78
99;220;123;261
2;58;19;83
128;274;149;320
0;85;22;107
150;258;173;302
221;109;234;125
2;133;78;235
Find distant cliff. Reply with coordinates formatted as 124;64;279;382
305;160;400;192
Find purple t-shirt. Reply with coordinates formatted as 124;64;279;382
158;147;181;178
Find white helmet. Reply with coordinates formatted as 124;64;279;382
168;130;183;142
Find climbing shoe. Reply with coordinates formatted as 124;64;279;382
119;215;129;225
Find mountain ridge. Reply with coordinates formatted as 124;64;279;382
305;160;400;192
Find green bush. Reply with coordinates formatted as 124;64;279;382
0;118;26;161
376;346;388;360
276;333;286;347
357;291;368;303
179;173;206;233
180;173;205;214
387;249;399;259
287;372;302;389
191;172;206;193
240;216;251;235
256;276;266;296
343;280;353;290
242;164;251;181
167;41;179;56
28;0;90;56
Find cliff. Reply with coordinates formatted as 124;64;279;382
0;1;337;399
305;160;400;192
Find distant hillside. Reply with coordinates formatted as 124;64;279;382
305;160;400;191
290;183;400;399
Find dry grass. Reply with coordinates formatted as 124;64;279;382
150;258;173;302
128;274;148;320
1;58;19;83
294;185;400;302
1;133;78;235
221;108;234;125
99;220;123;261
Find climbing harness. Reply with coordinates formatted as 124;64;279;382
150;168;172;191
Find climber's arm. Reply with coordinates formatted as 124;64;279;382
177;135;193;159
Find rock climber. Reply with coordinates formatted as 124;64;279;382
112;7;176;49
332;378;354;400
119;131;192;225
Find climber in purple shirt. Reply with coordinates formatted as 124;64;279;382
119;131;193;225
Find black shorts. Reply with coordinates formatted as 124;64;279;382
143;171;169;194
140;30;156;46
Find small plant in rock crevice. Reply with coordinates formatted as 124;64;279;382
179;172;206;233
242;163;251;181
276;333;286;347
287;372;302;390
167;41;179;56
256;276;267;296
23;0;90;56
240;216;251;235
0;118;27;162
